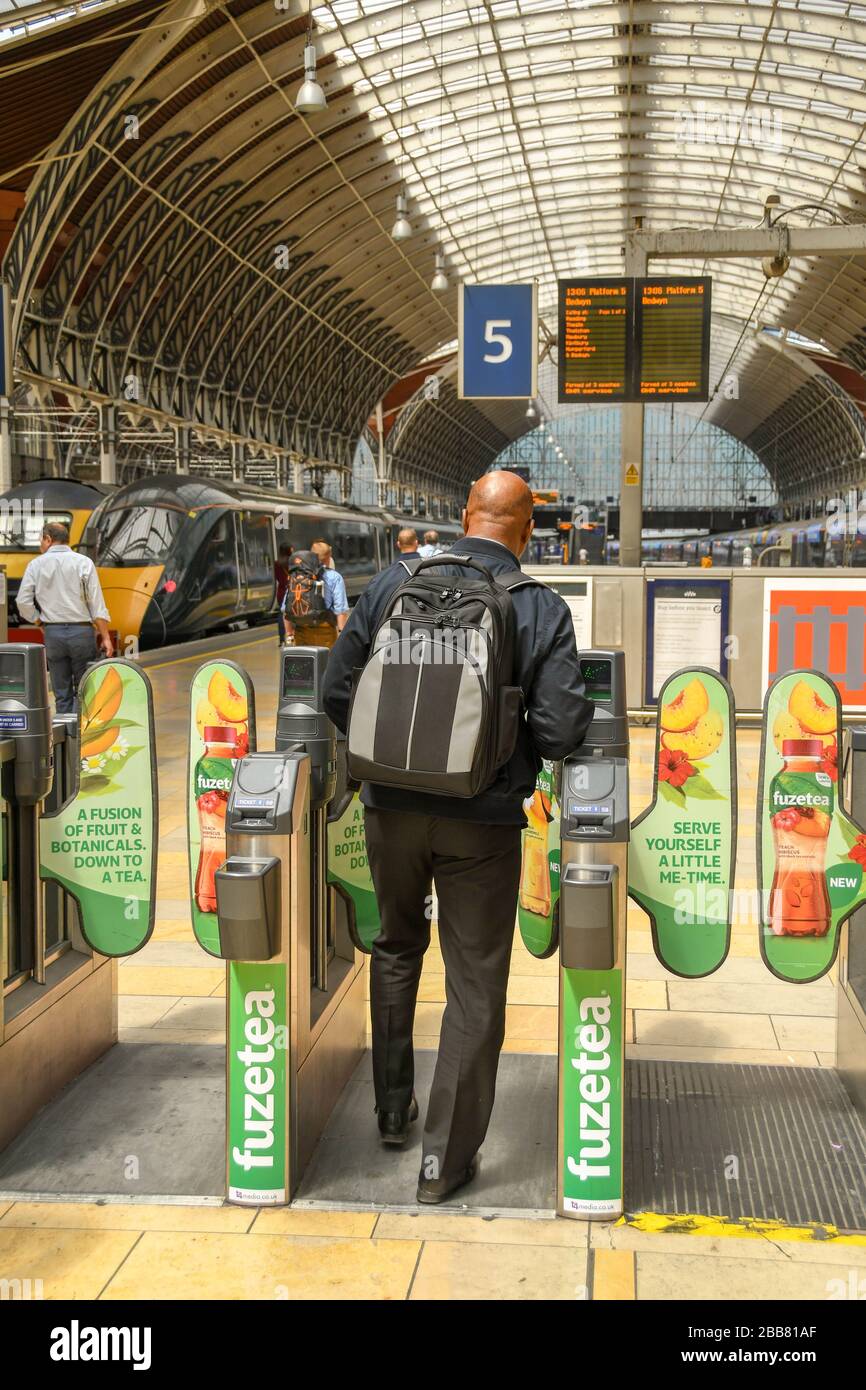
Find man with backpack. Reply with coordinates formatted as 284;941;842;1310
322;470;593;1204
281;546;348;649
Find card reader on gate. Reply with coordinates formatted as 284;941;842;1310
216;752;308;959
560;648;629;972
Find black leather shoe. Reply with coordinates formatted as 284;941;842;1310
416;1155;479;1205
376;1094;419;1146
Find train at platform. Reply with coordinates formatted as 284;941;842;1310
0;474;464;648
604;515;864;567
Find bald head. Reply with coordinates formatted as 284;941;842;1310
462;471;535;557
396;527;418;552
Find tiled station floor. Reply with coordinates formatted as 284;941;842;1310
0;630;861;1301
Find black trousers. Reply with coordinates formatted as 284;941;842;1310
364;807;521;1183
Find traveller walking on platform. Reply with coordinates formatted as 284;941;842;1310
323;471;593;1204
311;540;349;635
418;529;442;558
396;527;419;555
17;521;113;713
282;543;349;649
274;541;293;646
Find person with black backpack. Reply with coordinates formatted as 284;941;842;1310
281;545;348;649
322;470;593;1205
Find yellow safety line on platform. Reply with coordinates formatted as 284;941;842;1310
591;1249;636;1300
619;1212;866;1244
145;636;273;673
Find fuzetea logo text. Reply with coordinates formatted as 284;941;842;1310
567;995;612;1181
233;989;277;1173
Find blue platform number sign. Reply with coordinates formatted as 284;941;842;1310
458;283;537;400
0;282;11;398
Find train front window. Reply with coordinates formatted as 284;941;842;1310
83;505;185;566
0;510;72;551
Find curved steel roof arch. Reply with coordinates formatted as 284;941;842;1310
5;0;866;498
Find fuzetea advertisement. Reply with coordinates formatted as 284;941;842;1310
188;661;255;957
327;793;380;953
629;669;736;977
517;759;560;958
40;660;156;956
759;671;866;982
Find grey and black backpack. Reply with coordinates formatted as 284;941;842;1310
346;553;534;797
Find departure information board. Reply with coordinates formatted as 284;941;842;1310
557;279;632;402
635;277;711;401
557;276;711;404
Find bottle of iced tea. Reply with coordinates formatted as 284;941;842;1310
520;787;552;917
769;738;833;937
194;725;239;913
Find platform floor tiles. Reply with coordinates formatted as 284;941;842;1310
2;1200;865;1301
3;632;850;1301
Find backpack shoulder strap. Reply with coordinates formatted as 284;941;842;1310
397;555;424;576
496;569;539;592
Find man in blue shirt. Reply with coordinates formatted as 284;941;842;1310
311;540;349;632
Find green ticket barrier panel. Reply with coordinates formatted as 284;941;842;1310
758;670;866;983
517;759;560;959
40;659;157;956
188;661;257;959
629;668;737;978
557;650;630;1219
326;784;380;954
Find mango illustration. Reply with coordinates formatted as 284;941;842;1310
82;665;123;732
660;677;709;733
662;708;724;759
82;725;120;758
788;679;836;735
207;671;246;724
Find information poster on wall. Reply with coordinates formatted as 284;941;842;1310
528;574;593;649
757;670;866;983
762;579;866;710
646;579;728;704
188;661;256;958
40;659;157;957
629;668;737;977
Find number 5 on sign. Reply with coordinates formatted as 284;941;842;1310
459;283;537;399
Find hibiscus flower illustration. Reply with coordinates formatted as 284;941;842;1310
848;834;866;867
821;743;838;783
658;747;698;789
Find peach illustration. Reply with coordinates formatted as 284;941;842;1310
662;708;724;759
660;677;709;733
788;680;835;735
207;671;247;724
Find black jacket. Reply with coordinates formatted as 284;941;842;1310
322;537;594;825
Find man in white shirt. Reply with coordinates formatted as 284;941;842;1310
417;529;442;558
17;521;113;712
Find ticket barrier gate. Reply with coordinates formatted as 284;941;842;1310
215;648;365;1204
558;650;630;1219
0;646;121;1153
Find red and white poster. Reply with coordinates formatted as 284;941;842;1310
763;579;866;709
